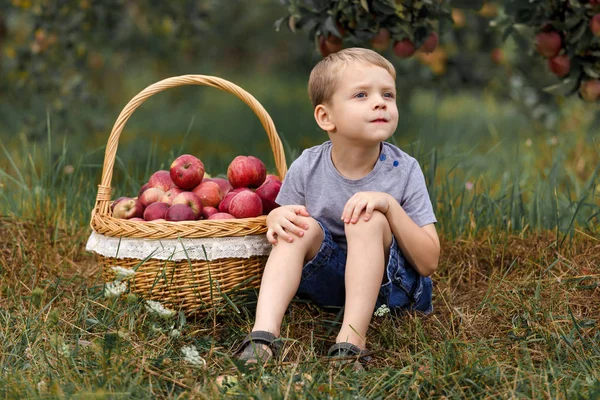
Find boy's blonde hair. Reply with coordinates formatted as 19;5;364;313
308;47;396;108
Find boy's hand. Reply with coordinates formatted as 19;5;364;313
266;205;311;245
341;192;392;224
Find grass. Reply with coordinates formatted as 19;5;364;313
1;220;599;398
0;92;599;398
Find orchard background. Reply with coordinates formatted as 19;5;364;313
0;1;599;398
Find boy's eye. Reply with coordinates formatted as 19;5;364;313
383;92;395;98
355;92;367;98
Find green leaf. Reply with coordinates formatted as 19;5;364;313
413;26;429;48
274;17;287;32
501;24;515;42
372;0;396;15
360;0;369;12
450;0;484;11
543;77;580;97
323;15;342;37
583;65;600;79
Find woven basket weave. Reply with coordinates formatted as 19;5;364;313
89;75;287;315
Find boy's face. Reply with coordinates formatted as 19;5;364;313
322;62;398;146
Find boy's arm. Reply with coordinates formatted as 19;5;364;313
384;198;440;277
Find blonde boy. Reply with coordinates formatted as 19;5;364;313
236;48;440;367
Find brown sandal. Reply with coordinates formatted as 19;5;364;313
327;342;372;371
235;331;282;365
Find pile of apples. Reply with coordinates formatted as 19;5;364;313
111;154;282;222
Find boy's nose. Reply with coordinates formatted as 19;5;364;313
374;101;387;110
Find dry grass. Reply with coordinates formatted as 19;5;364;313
1;215;599;398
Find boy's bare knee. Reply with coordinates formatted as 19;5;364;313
273;216;323;262
345;210;392;246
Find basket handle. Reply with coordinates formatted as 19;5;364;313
94;74;288;214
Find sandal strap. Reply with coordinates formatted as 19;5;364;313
328;342;372;364
236;330;282;358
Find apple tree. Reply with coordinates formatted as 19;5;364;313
277;0;600;104
1;0;212;140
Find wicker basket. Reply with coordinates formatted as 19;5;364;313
89;75;287;315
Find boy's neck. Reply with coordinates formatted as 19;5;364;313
330;142;382;180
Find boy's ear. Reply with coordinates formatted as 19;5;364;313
314;104;336;133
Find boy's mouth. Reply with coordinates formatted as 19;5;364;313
370;118;388;123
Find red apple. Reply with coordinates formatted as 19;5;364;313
201;206;219;219
218;192;237;213
148;170;175;192
580;80;600;102
420;32;438;53
172;192;203;218
264;174;281;184
393;39;416;58
591;14;600;36
170;154;205;190
112;197;143;219
371;28;391;51
207;212;236;220
138;183;149;198
227;156;267;189
228;191;263;219
165;204;196;222
192;180;224;208
207;177;233;196
255;179;282;214
325;34;343;53
317;35;331;57
139;187;165;208
143;202;170;221
217;188;252;213
491;48;504;65
548;55;571;77
535;31;562;58
160;187;184;206
111;197;127;213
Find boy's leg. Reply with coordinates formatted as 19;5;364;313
336;210;392;349
251;216;324;338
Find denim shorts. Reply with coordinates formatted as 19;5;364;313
296;219;433;314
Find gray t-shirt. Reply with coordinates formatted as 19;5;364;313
275;140;437;251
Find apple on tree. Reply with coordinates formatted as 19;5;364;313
420;32;438;53
535;30;562;58
393;39;416;58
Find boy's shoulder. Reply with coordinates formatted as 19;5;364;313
292;141;332;164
